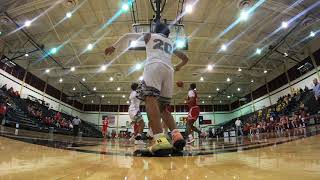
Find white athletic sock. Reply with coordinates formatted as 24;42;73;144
153;133;164;140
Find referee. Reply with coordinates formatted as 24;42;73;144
72;116;81;136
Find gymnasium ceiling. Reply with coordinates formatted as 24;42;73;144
0;0;320;105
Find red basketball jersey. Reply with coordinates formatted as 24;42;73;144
187;90;198;108
103;119;108;127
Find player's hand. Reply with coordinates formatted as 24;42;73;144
174;65;181;71
105;46;115;56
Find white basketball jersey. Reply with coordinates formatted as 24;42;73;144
145;33;174;69
129;91;140;112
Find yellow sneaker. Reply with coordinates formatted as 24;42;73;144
148;135;172;153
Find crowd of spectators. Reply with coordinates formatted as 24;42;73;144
235;79;320;136
26;101;74;131
1;84;20;98
1;84;74;131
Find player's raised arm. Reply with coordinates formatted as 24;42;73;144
104;33;145;56
173;50;189;71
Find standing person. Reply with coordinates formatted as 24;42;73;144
105;22;189;153
235;118;243;136
185;83;204;143
72;116;81;137
128;82;145;145
102;116;109;138
313;78;320;105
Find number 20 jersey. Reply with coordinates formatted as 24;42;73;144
145;33;174;69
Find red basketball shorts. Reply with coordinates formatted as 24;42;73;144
188;106;200;123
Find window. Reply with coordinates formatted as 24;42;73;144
252;85;268;100
268;73;288;92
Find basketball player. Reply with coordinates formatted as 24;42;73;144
128;82;145;145
185;83;205;143
105;22;189;153
102;116;109;138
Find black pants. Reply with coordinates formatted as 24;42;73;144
73;125;79;136
0;114;4;125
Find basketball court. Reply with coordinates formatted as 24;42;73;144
1;0;320;179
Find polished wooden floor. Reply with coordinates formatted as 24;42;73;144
1;125;320;180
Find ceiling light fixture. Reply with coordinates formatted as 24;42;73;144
121;3;129;11
87;43;93;50
220;44;227;51
185;4;193;13
239;10;249;21
310;31;316;37
207;64;213;71
256;48;262;55
281;21;288;29
66;12;72;18
24;20;31;27
101;65;107;71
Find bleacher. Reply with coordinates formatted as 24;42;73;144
0;88;102;138
220;89;320;133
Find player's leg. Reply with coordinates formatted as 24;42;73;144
147;121;153;139
162;120;169;135
140;64;172;153
159;100;185;151
102;126;107;138
128;114;137;142
186;120;195;143
186;106;202;142
159;68;186;151
133;112;146;145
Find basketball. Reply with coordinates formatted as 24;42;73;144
176;81;184;87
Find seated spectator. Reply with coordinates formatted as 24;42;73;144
243;123;251;135
1;84;7;91
8;87;15;96
14;91;20;98
0;102;7;125
54;112;61;121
